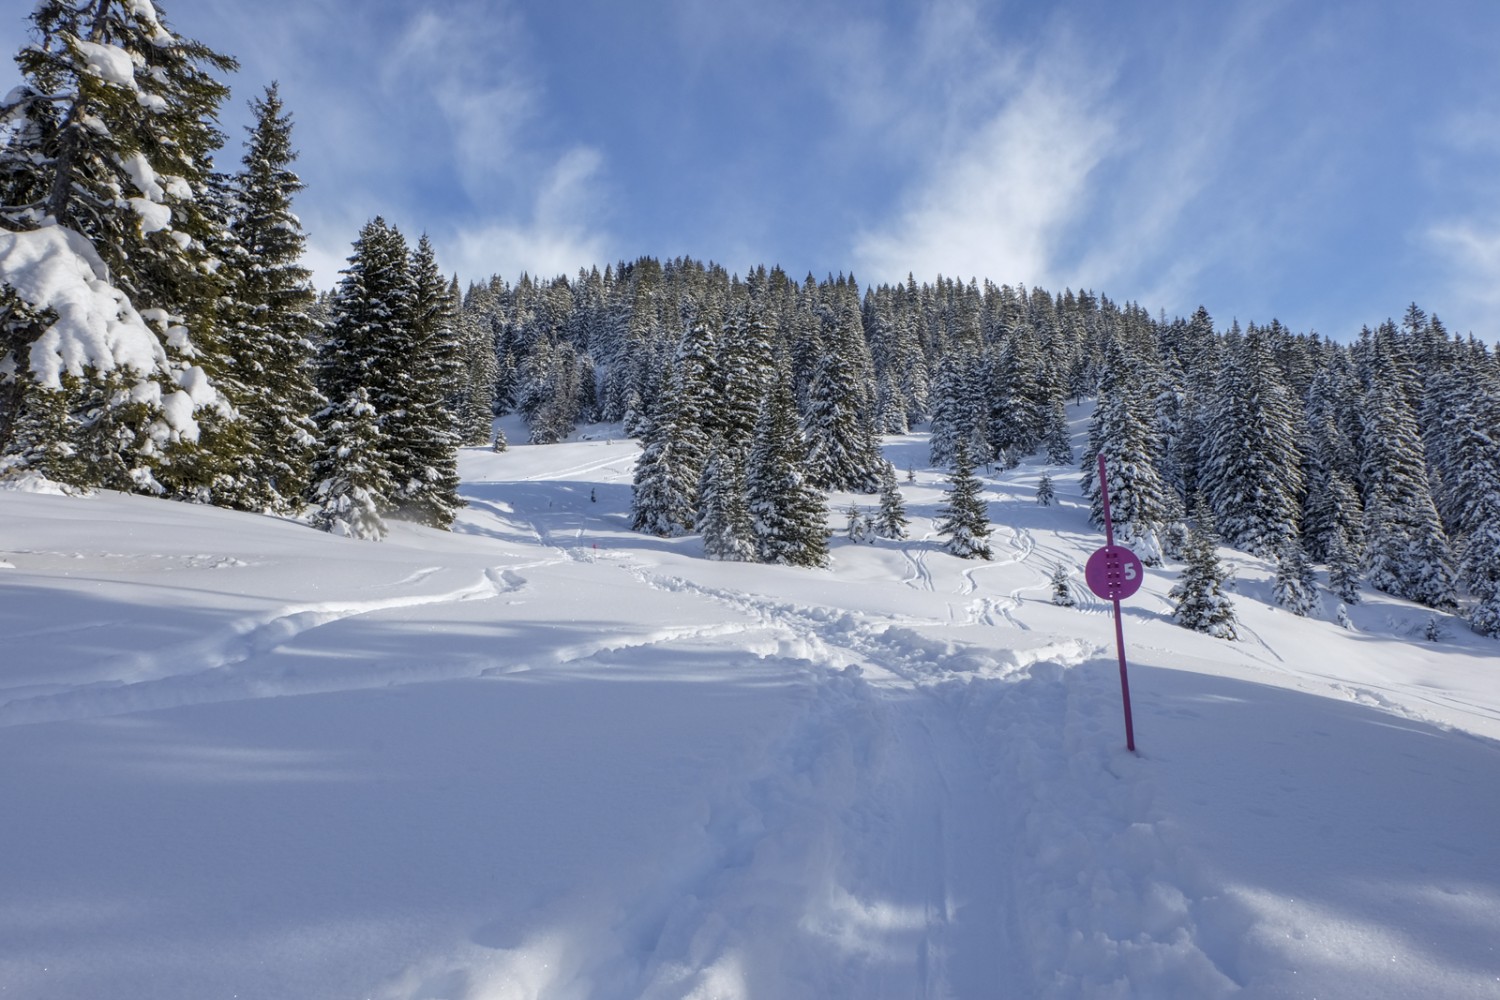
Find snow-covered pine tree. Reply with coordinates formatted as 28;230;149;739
1273;537;1321;617
746;359;829;567
1081;339;1172;563
1036;473;1055;506
1042;393;1073;465
802;296;882;492
1325;528;1362;604
1200;323;1304;557
1462;500;1500;637
1358;335;1458;609
456;282;498;445
1050;564;1076;606
0;0;237;491
928;352;976;469
698;441;755;561
936;440;992;559
630;388;695;538
390;234;464;528
845;502;867;542
320;217;410;420
715;295;770;455
222;82;320;512
872;462;909;540
491;426;508;452
310;388;391;541
1169;524;1238;639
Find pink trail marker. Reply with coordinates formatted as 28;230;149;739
1088;454;1138;753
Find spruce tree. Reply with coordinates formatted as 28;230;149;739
1200;324;1304;557
224;82;320;511
746;360;829;567
1036;473;1055;506
630;403;694;538
698;441;755;561
0;0;238;490
392;234;463;527
1359;343;1457;609
1273;538;1321;617
1082;340;1172;562
936;440;992;559
802;296;882;492
844;502;867;542
873;461;910;540
1461;491;1500;637
1170;525;1239;639
310;388;390;541
1051;564;1076;607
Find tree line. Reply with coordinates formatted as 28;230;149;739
1;3;1497;636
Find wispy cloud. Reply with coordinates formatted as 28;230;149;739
852;46;1116;287
1425;220;1500;337
441;148;613;283
378;4;537;202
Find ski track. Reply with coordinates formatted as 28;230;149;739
521;453;635;483
0;565;534;727
602;562;1238;997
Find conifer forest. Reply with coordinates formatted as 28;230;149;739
2;2;1498;637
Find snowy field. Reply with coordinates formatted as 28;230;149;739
2;411;1498;1000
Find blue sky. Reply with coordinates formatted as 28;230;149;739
4;0;1499;339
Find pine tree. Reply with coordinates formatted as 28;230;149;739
698;442;755;561
1321;524;1360;604
844;502;867;542
1051;564;1076;606
1200;324;1304;557
1043;394;1073;465
746;360;829;567
1082;340;1172;562
1170;525;1239;639
630;404;695;538
223;82;320;512
936;440;992;559
1036;474;1055;506
1461;491;1500;637
310;388;390;541
491;426;508;452
873;461;909;540
1359;342;1457;609
0;0;238;490
802;296;882;492
391;234;463;527
1273;538;1321;617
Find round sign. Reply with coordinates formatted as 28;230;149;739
1085;544;1144;600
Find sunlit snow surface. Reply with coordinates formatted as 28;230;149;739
2;408;1498;1000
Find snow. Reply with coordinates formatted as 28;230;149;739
1;410;1497;999
128;195;171;233
0;225;215;440
73;40;136;89
121;152;164;202
0;224;166;384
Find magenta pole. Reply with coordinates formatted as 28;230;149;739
1097;454;1137;753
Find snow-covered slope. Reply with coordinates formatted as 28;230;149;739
2;414;1497;1000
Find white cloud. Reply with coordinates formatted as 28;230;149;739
441;148;614;282
379;3;538;202
853;66;1116;287
1426;220;1500;338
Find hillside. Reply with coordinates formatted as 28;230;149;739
1;411;1497;1000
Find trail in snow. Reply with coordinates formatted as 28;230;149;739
0;565;528;727
5;422;1500;1000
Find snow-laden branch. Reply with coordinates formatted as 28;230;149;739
0;223;217;438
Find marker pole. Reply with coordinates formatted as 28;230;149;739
1097;454;1136;753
